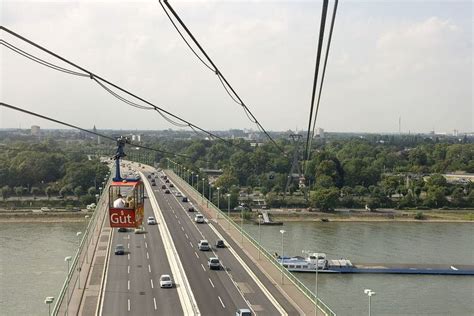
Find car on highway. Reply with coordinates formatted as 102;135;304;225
165;179;170;183
188;206;195;212
182;196;188;202
169;183;174;188
147;217;157;225
198;240;210;251
175;192;182;197
208;257;221;270
114;244;125;255
236;309;252;316
159;274;173;288
216;240;225;248
118;227;128;233
161;185;167;189
134;226;146;234
147;175;151;179
165;189;171;194
194;214;204;223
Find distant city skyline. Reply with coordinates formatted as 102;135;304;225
1;1;472;133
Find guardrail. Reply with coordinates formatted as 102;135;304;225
170;171;336;316
51;179;110;315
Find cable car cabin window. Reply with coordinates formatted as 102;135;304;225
109;182;144;209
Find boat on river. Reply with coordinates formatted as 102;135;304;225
277;253;474;275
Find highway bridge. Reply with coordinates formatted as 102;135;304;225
51;163;336;316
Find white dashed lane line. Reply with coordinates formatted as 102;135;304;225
218;296;225;308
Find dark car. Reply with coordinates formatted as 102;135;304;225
188;207;195;212
182;197;188;202
151;182;156;186
161;185;167;189
114;244;125;255
118;227;128;233
165;179;170;183
216;240;225;248
165;189;171;194
169;183;174;188
147;175;151;179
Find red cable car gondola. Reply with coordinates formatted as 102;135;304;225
108;137;144;228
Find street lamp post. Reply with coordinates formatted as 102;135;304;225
191;172;194;187
258;214;262;259
44;296;54;316
76;232;82;289
208;184;211;208
315;252;320;316
227;194;231;229
217;187;221;218
364;289;376;316
279;229;286;284
240;207;244;243
84;216;90;264
64;256;72;315
201;179;205;205
196;174;199;192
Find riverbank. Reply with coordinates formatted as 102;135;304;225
229;208;474;223
0;210;91;223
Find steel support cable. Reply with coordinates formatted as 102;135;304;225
158;0;214;71
0;40;88;77
160;0;286;155
0;26;250;153
0;102;206;161
92;78;155;110
307;0;339;171
303;0;329;167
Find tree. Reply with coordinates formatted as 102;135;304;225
426;174;447;188
60;185;72;197
315;175;334;188
14;186;24;199
1;185;11;201
45;186;54;199
424;186;447;208
450;188;465;207
309;187;340;211
30;186;41;199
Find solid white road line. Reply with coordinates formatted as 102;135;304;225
201;264;206;271
148;264;151;273
150;279;154;289
141;172;199;315
218;296;225;308
209;278;215;288
153;297;157;310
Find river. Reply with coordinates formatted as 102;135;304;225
0;221;472;315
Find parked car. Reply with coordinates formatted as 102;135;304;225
159;274;173;288
198;240;210;251
215;240;225;248
208;257;221;270
194;214;204;223
188;207;195;212
147;217;157;225
182;196;188;202
118;227;128;233
114;244;125;255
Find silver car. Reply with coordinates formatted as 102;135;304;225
198;240;210;251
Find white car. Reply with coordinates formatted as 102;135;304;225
208;257;220;270
147;217;157;225
198;240;210;251
175;192;182;197
194;214;204;223
134;226;146;234
159;274;173;288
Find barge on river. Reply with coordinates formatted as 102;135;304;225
277;253;474;275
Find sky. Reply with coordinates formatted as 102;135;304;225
0;0;472;134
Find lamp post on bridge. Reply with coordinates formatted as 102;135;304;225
64;256;72;315
76;232;82;289
227;193;231;229
191;172;195;187
201;179;205;205
44;296;54;316
364;289;376;316
258;214;262;259
217;187;221;218
84;215;90;264
279;229;286;284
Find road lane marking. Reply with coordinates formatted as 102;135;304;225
127;243;130;249
178;220;181;224
194;252;199;259
128;265;130;274
127;280;130;290
218;296;225;308
181;226;184;231
208;278;215;288
185;233;189;239
201;264;206;271
150;279;154;289
148;264;151;273
145;241;148;249
175;214;178;219
146;252;149;259
189;242;193;248
128;299;130;312
143;234;146;239
127;254;130;260
153;297;157;310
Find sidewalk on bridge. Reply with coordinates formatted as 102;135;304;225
167;170;323;316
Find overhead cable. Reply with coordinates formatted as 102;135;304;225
303;0;329;166
159;0;286;155
0;26;250;153
0;102;206;162
307;0;339;165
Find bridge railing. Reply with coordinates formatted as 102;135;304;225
171;171;336;316
51;179;110;315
